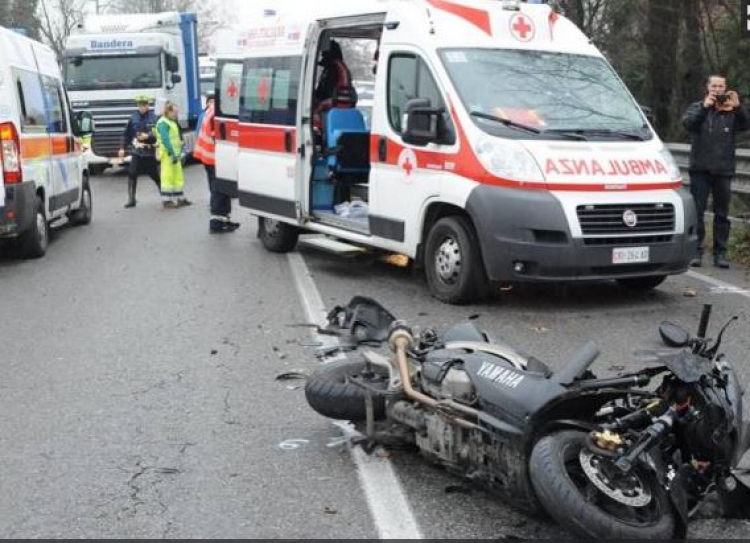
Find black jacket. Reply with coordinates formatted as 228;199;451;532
122;110;158;157
682;101;750;175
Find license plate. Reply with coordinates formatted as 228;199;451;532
612;246;650;264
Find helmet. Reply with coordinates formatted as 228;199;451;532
135;94;153;105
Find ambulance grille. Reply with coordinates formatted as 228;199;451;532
577;203;675;235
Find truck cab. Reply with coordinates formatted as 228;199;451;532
64;12;201;173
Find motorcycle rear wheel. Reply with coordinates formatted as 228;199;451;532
305;358;388;421
529;430;676;539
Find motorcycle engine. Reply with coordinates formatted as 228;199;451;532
420;350;476;404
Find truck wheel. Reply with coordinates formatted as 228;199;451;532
304;359;388;421
529;430;676;539
258;217;299;253
69;180;92;225
424;216;487;304
18;196;49;259
616;275;667;291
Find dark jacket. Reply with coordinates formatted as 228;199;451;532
123;109;158;157
682;100;750;175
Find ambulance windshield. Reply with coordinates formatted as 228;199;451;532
440;48;651;140
65;54;163;91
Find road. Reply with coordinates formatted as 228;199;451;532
1;165;749;538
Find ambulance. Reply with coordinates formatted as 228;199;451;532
214;0;697;304
0;26;93;258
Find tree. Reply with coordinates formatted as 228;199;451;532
37;0;87;63
1;0;41;39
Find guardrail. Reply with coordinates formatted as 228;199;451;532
666;143;750;223
666;143;750;196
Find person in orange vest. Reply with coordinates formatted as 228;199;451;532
193;94;239;233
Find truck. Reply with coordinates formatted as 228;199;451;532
63;12;201;174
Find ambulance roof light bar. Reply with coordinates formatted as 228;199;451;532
499;0;522;10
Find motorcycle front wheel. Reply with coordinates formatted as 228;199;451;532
529;430;676;539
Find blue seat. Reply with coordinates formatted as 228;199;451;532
325;108;370;178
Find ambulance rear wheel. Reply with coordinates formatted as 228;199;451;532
258;217;299;253
18;196;49;259
425;216;487;305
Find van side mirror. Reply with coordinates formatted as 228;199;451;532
402;98;442;146
167;54;179;73
74;111;94;136
171;73;182;85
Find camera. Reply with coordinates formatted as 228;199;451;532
716;93;729;104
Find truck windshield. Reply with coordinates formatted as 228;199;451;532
65;54;163;91
439;48;650;141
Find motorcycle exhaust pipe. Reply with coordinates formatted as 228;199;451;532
389;323;480;429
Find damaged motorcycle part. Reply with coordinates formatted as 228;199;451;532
323;296;397;344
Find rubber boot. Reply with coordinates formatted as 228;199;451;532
124;178;137;208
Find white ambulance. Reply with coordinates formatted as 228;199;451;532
215;0;697;304
0;26;93;258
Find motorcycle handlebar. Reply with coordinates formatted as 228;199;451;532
697;304;712;339
555;341;600;385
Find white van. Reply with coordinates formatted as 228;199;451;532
215;0;697;303
0;26;93;258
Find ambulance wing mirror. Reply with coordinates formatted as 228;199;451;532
171;73;182;85
73;111;94;137
402;98;442;147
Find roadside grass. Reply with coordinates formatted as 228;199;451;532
729;222;750;267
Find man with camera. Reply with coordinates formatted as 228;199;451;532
682;75;749;268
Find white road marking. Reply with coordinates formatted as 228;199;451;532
288;252;423;539
686;270;750;300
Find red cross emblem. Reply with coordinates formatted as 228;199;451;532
403;157;414;176
257;76;271;106
226;78;239;101
398;149;417;182
510;14;535;42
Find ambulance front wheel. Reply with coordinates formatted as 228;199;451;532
424;216;488;305
258;217;299;253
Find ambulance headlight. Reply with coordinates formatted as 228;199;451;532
658;148;682;181
474;137;545;184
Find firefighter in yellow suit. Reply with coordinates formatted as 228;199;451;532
155;102;191;208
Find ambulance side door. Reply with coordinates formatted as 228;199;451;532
236;55;301;221
214;59;243;197
42;74;80;218
369;49;455;253
13;67;52;207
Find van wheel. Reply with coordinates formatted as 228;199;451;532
424;216;487;304
88;164;106;176
616;275;667;291
258;217;299;253
69;180;92;225
18;196;49;259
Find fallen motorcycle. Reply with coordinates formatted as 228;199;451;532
304;298;750;539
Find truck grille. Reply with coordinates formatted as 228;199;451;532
92;128;125;158
577;203;675;235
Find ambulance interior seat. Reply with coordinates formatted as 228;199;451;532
325;107;370;185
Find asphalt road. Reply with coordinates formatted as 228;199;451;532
1;164;749;538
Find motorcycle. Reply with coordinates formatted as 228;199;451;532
304;298;750;539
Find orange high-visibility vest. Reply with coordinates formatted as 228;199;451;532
193;108;216;166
